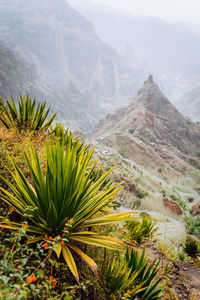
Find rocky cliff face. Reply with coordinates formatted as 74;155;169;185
0;0;142;130
0;44;35;99
92;76;200;175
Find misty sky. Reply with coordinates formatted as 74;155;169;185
89;0;200;24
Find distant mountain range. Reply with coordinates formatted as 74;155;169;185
91;76;200;176
0;0;147;130
71;0;200;118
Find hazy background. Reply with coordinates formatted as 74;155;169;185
80;0;200;24
0;0;200;130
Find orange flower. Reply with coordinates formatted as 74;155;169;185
57;235;61;238
49;236;53;241
26;275;37;283
32;276;37;282
61;241;64;245
10;208;14;213
24;225;29;229
44;234;48;238
52;282;56;286
26;276;33;283
49;275;54;281
43;242;48;249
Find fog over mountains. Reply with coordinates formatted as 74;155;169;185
70;0;200;120
0;0;148;130
0;0;200;130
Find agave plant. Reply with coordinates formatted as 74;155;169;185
183;236;200;259
49;123;89;153
0;137;135;282
126;215;159;245
0;95;57;130
125;249;163;299
103;248;163;299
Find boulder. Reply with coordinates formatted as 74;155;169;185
163;198;183;216
191;201;200;216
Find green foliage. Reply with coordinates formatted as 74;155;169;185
187;196;194;203
186;216;200;239
0;137;134;282
102;248;163;299
126;215;159;245
139;135;149;144
157;167;163;173
136;189;148;199
50;123;89;156
128;128;135;134
157;241;179;261
196;151;200;157
0;95;57;131
183;237;200;259
0;226;100;299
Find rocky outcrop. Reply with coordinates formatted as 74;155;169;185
92;77;200;174
191;201;200;216
163;198;183;216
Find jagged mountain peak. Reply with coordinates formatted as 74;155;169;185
92;78;200;173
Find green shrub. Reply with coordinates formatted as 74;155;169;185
137;189;148;199
157;167;163;173
128;128;135;134
0;95;57;131
139;135;149;144
126;215;159;245
187;196;194;203
183;237;200;259
102;248;163;299
0;137;134;282
186;216;200;239
196;151;200;157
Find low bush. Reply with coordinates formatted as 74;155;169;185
186;216;200;239
0;137;134;283
183;237;200;259
0;94;57;131
136;189;148;199
187;196;194;203
102;248;163;299
125;215;159;245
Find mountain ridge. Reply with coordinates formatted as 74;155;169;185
91;76;200;176
0;0;144;130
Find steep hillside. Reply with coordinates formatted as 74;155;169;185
92;76;200;177
0;0;143;130
0;44;35;98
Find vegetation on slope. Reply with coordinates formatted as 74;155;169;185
0;95;168;299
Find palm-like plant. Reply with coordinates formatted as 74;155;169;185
0;138;134;282
126;215;159;245
125;249;163;299
49;123;88;155
0;95;57;130
103;248;163;299
183;237;200;259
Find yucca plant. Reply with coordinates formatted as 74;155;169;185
126;215;159;245
0;95;57;130
50;123;89;156
0;137;135;282
183;236;200;259
125;249;163;299
102;248;163;299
